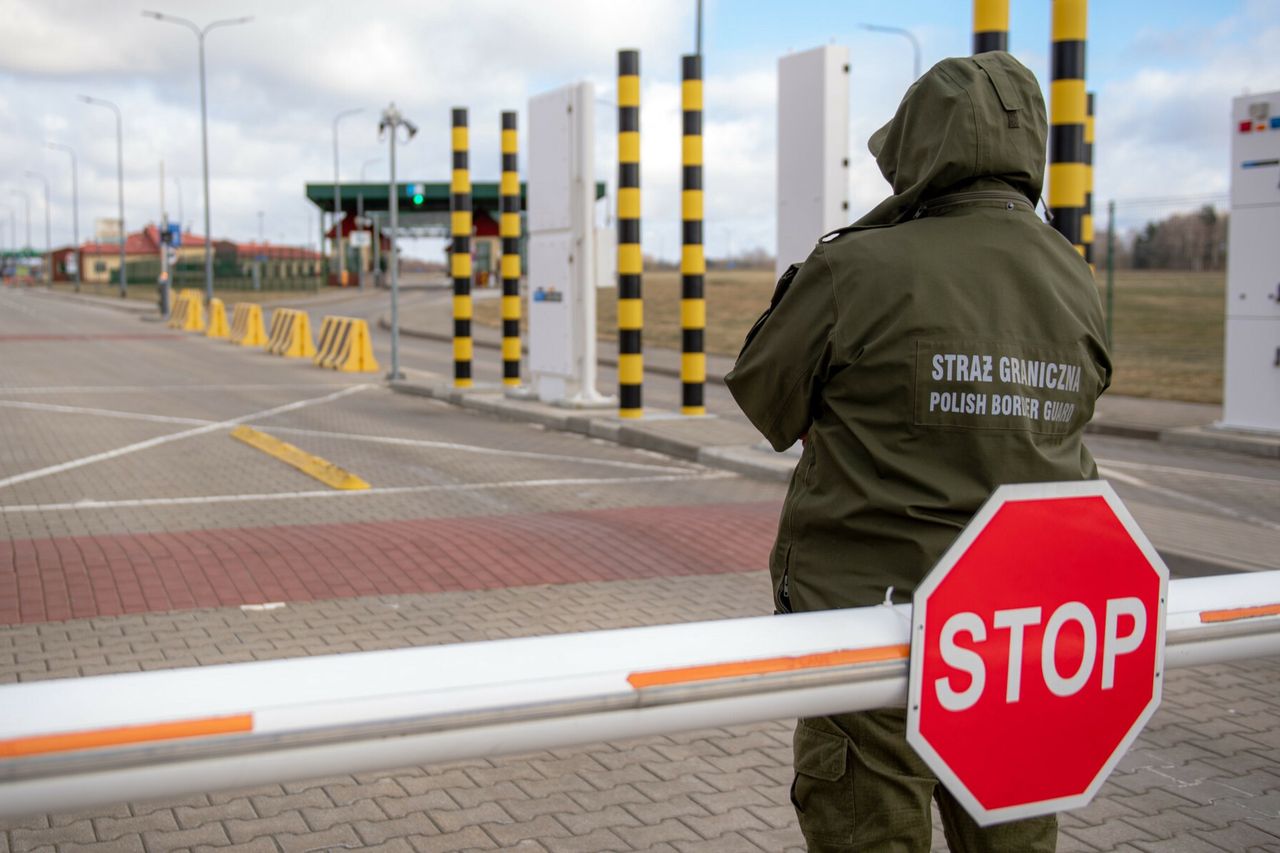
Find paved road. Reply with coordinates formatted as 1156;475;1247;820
1;287;1277;853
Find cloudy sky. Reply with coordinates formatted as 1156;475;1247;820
1;0;1277;261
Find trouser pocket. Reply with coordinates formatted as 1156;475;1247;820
792;718;856;848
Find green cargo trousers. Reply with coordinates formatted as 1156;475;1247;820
792;710;1057;852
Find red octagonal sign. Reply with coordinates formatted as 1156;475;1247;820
907;481;1168;826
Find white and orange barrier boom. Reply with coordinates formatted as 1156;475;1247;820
0;570;1275;819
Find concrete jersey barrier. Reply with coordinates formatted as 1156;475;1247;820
167;290;205;333
229;302;268;346
265;308;316;358
314;315;380;373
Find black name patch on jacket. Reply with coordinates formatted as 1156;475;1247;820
913;340;1091;434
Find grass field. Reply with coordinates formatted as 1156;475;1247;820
450;267;1224;405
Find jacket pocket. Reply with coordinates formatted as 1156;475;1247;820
791;720;856;846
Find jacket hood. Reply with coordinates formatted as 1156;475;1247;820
854;51;1047;228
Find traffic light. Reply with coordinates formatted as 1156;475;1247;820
409;183;425;206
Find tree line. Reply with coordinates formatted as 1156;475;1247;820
1095;205;1227;271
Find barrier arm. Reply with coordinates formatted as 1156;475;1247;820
1;571;1277;819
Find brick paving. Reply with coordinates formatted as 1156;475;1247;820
0;502;778;625
2;289;1279;851
1;576;1277;851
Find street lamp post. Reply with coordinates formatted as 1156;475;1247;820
143;10;253;304
378;103;417;382
45;141;80;290
78;94;127;297
8;190;30;252
858;23;922;80
24;171;52;286
358;157;381;292
332;108;362;288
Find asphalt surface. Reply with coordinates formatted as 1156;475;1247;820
1;285;1277;853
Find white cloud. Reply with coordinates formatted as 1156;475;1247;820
1;0;1275;259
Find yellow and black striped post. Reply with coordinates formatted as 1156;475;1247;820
1084;92;1096;267
617;49;643;419
1050;0;1088;256
500;111;522;387
972;0;1009;54
451;107;473;388
680;54;705;416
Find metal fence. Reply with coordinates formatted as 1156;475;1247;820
1099;196;1228;405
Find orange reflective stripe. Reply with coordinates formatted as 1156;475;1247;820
0;714;253;758
1200;603;1280;624
627;644;910;689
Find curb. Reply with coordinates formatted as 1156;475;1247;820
379;320;1280;464
25;287;158;316
389;380;794;481
1159;425;1280;460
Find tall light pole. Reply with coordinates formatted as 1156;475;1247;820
858;23;922;80
8;189;30;251
24;171;52;286
45;141;80;290
358;157;381;291
332;107;362;287
79;94;127;297
378;103;417;381
142;10;253;304
174;176;184;231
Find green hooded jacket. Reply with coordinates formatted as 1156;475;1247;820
725;52;1111;613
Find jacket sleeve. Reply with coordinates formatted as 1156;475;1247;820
725;244;837;451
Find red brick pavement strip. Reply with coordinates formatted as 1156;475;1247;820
0;501;782;625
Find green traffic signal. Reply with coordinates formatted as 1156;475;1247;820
412;193;424;205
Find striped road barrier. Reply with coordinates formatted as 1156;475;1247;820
229;302;268;347
617;49;643;418
265;308;316;359
205;297;229;340
680;52;706;416
166;289;205;333
313;315;380;373
500;110;523;387
0;568;1275;819
1050;0;1088;255
973;0;1009;54
451;107;473;388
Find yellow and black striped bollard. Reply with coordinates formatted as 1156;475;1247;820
451;107;473;388
1050;0;1088;256
973;0;1009;54
680;53;705;416
500;111;522;387
617;49;643;419
1084;92;1096;268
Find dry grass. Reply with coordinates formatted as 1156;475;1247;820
472;268;1226;403
1099;270;1223;404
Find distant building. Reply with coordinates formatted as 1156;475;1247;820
51;226;324;284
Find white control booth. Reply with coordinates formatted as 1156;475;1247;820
525;82;612;407
1222;91;1280;433
776;45;850;279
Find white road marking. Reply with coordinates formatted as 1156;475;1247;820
0;385;371;491
1095;456;1280;488
1100;466;1280;533
0;398;698;474
0;399;210;427
260;425;699;473
0;472;735;513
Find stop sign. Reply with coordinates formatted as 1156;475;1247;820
906;481;1168;826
